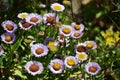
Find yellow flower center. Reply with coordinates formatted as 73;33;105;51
5;36;12;42
86;42;94;49
74;25;80;30
74;33;80;37
88;66;97;73
77;53;86;59
29;64;39;72
53;5;62;10
20;13;28;19
52;62;61;70
62;27;71;34
67;59;76;66
48;41;55;47
6;24;13;31
35;48;44;55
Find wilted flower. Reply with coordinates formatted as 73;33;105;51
64;56;78;69
43;13;59;25
0;46;4;56
24;61;44;76
71;22;84;32
18;20;33;30
48;59;64;74
26;13;42;25
75;52;88;62
31;43;49;57
75;43;86;53
84;41;97;49
59;25;73;37
1;32;16;44
51;3;65;12
1;20;17;33
17;12;29;19
85;62;101;75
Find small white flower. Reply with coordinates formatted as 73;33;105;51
75;43;86;53
75;52;88;62
59;25;73;37
64;56;78;69
51;3;65;12
71;31;83;39
48;59;64;74
24;61;44;76
26;13;42;25
17;12;29;19
31;43;49;57
0;46;4;56
84;41;97;49
1;20;17;33
85;62;101;75
71;22;84;32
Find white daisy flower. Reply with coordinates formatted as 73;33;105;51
59;25;73;37
75;43;86;53
43;13;59;25
1;20;17;33
71;31;83;39
24;61;44;76
31;43;49;57
17;12;29;19
84;41;97;49
64;56;78;69
18;20;33;30
1;32;16;44
51;3;65;12
0;46;4;56
85;62;101;75
75;52;88;62
48;59;64;74
26;13;42;25
71;22;84;32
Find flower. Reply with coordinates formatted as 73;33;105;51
64;56;78;69
43;13;59;25
1;32;16;44
24;61;44;76
1;20;17;33
51;3;65;12
18;20;33;30
31;43;49;57
75;43;86;53
75;52;88;62
59;25;73;37
71;31;83;39
48;59;64;74
17;12;29;19
26;13;42;25
0;2;9;12
71;22;84;32
85;62;101;75
0;46;4;56
84;41;97;49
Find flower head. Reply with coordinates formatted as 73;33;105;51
51;3;65;12
1;32;16;44
84;41;97;49
43;13;59;25
48;59;64;74
1;20;17;33
24;61;44;76
64;56;78;69
85;62;101;75
31;43;49;57
59;25;73;37
26;13;42;25
18;20;33;30
75;43;86;53
75;52;88;62
17;12;29;19
0;46;4;56
71;31;83;39
71;23;84;32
